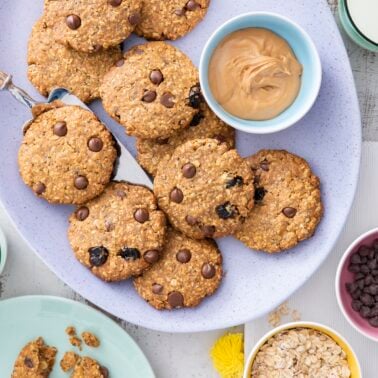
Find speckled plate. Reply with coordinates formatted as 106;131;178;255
0;0;361;332
0;295;154;377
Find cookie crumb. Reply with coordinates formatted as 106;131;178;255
65;326;83;350
60;351;79;372
81;331;100;348
66;326;76;337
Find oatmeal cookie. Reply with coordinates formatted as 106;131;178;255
135;0;210;40
43;0;142;52
18;105;118;204
11;337;57;378
71;357;108;378
136;102;235;176
134;229;223;309
154;138;254;239
68;181;167;281
100;42;199;139
27;18;122;103
235;150;323;253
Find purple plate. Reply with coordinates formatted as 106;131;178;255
0;0;361;332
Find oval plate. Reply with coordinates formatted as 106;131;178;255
0;0;361;332
0;296;154;377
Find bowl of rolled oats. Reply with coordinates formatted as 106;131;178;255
244;322;361;378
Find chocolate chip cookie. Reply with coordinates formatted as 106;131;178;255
134;228;223;309
100;42;199;139
236;150;323;253
136;102;235;176
135;0;210;40
43;0;142;53
154;138;254;239
12;337;57;378
68;181;167;281
27;18;122;103
71;357;108;378
18;105;118;204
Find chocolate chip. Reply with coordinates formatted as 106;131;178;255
369;316;378;327
282;207;297;218
142;90;157;103
188;84;203;108
368;259;378;270
351;289;361;299
87;137;103;152
361;264;370;274
216;202;237;219
152;283;163;294
260;159;269;171
24;357;34;368
34;182;46;195
365;275;374;286
156;137;169;145
254;187;266;203
370;284;378;296
89;246;109;267
186;0;200;11
226;176;243;189
182;163;196;178
361;293;374;306
143;250;160;263
202;263;216;279
351;253;362;264
66;14;81;30
118;247;140;260
74;176;89;190
160;92;175;108
189;112;204;127
115;59;125;67
348;264;360;273
150;70;164;85
359;245;371;257
134;208;149;223
109;0;122;6
75;206;89;221
351;300;362;312
201;225;215;238
53;121;67;136
128;12;141;25
100;366;109;378
168;291;184;308
185;215;198;225
360;306;371;318
176;249;191;263
174;8;186;16
170;188;183;203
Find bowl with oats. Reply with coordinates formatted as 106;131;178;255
244;321;361;378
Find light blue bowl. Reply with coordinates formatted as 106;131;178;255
0;225;7;275
199;12;322;134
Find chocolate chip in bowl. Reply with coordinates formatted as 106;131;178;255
336;228;378;342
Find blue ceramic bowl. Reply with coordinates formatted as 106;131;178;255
199;12;322;134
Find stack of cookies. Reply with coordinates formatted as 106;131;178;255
19;0;323;311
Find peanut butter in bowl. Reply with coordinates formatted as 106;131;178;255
208;28;303;121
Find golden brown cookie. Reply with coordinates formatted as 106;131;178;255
68;181;167;281
71;357;108;378
154;138;254;239
235;150;323;253
18;105;118;205
100;42;199;139
135;0;210;40
134;229;223;309
43;0;142;53
27;18;122;103
60;351;80;372
11;337;57;378
136;102;235;176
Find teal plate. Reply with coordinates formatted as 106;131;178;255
0;296;155;377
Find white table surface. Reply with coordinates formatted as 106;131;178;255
0;2;377;377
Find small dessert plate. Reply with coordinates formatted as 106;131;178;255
336;228;378;342
0;224;7;275
199;12;322;134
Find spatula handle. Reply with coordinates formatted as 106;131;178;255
0;71;38;109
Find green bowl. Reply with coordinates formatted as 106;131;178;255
0;225;7;275
339;0;378;52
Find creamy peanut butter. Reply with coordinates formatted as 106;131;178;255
208;28;303;120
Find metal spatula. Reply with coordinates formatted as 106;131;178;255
0;71;153;190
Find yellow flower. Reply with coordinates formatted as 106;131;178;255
210;333;244;378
